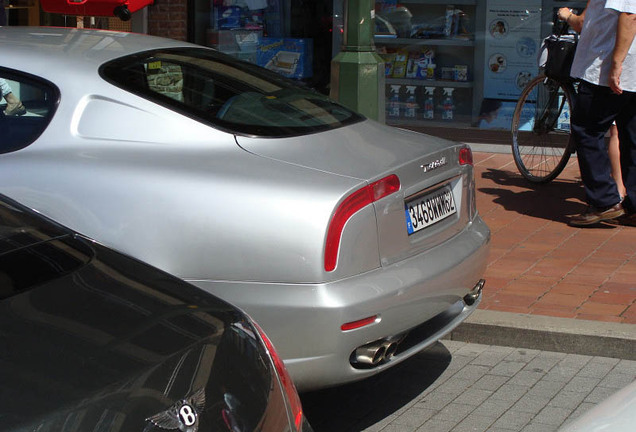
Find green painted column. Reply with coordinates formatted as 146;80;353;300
330;0;385;122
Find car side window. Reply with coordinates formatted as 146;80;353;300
0;69;59;154
101;48;363;137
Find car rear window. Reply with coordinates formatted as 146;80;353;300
100;48;363;137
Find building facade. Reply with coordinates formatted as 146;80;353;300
3;0;586;141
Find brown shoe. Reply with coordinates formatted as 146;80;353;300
568;203;625;227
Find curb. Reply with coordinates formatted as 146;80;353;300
467;142;512;154
445;309;636;360
466;142;581;157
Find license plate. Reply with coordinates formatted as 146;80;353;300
405;186;457;234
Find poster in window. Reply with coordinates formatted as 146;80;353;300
483;0;542;100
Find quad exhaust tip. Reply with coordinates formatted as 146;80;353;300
352;335;405;367
464;279;485;306
355;344;387;365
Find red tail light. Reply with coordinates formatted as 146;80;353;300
325;175;400;272
253;321;304;431
459;147;473;165
459;146;476;219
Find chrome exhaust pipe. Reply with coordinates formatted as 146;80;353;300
353;333;407;366
383;341;398;359
464;279;485;306
382;333;406;360
354;343;387;365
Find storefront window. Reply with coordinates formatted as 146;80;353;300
192;0;333;94
374;0;477;128
373;0;586;138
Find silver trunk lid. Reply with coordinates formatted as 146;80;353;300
235;120;472;267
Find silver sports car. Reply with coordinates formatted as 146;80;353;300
0;27;490;391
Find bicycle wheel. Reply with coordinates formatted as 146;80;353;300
511;75;575;183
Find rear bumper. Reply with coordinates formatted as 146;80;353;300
191;216;490;392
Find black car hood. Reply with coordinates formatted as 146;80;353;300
0;214;277;431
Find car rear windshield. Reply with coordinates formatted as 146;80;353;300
100;48;363;137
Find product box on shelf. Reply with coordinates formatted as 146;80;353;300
405;52;420;78
441;67;455;81
207;29;262;54
217;6;242;29
391;50;408;78
380;52;396;77
439;65;469;82
377;0;397;12
454;65;468;81
257;37;313;79
389;48;436;80
414;47;435;80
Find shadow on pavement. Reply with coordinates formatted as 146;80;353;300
301;342;452;432
478;168;605;224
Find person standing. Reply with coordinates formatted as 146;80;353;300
566;0;636;226
558;6;628;202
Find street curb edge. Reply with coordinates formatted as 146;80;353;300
444;309;636;360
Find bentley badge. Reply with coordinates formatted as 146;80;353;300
146;388;206;432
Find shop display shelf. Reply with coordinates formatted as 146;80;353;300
385;78;474;88
374;37;475;47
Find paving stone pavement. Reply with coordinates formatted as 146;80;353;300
301;340;636;432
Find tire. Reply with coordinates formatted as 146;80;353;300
511;75;575;183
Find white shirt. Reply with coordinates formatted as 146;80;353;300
571;0;636;92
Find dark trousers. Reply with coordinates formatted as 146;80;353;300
571;80;636;212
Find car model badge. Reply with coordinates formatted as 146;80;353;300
421;156;447;173
146;388;206;432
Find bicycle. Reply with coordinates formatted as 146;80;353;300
511;73;576;183
511;21;578;184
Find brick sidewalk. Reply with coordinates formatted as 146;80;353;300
473;152;636;324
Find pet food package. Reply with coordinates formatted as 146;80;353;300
257;38;313;79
